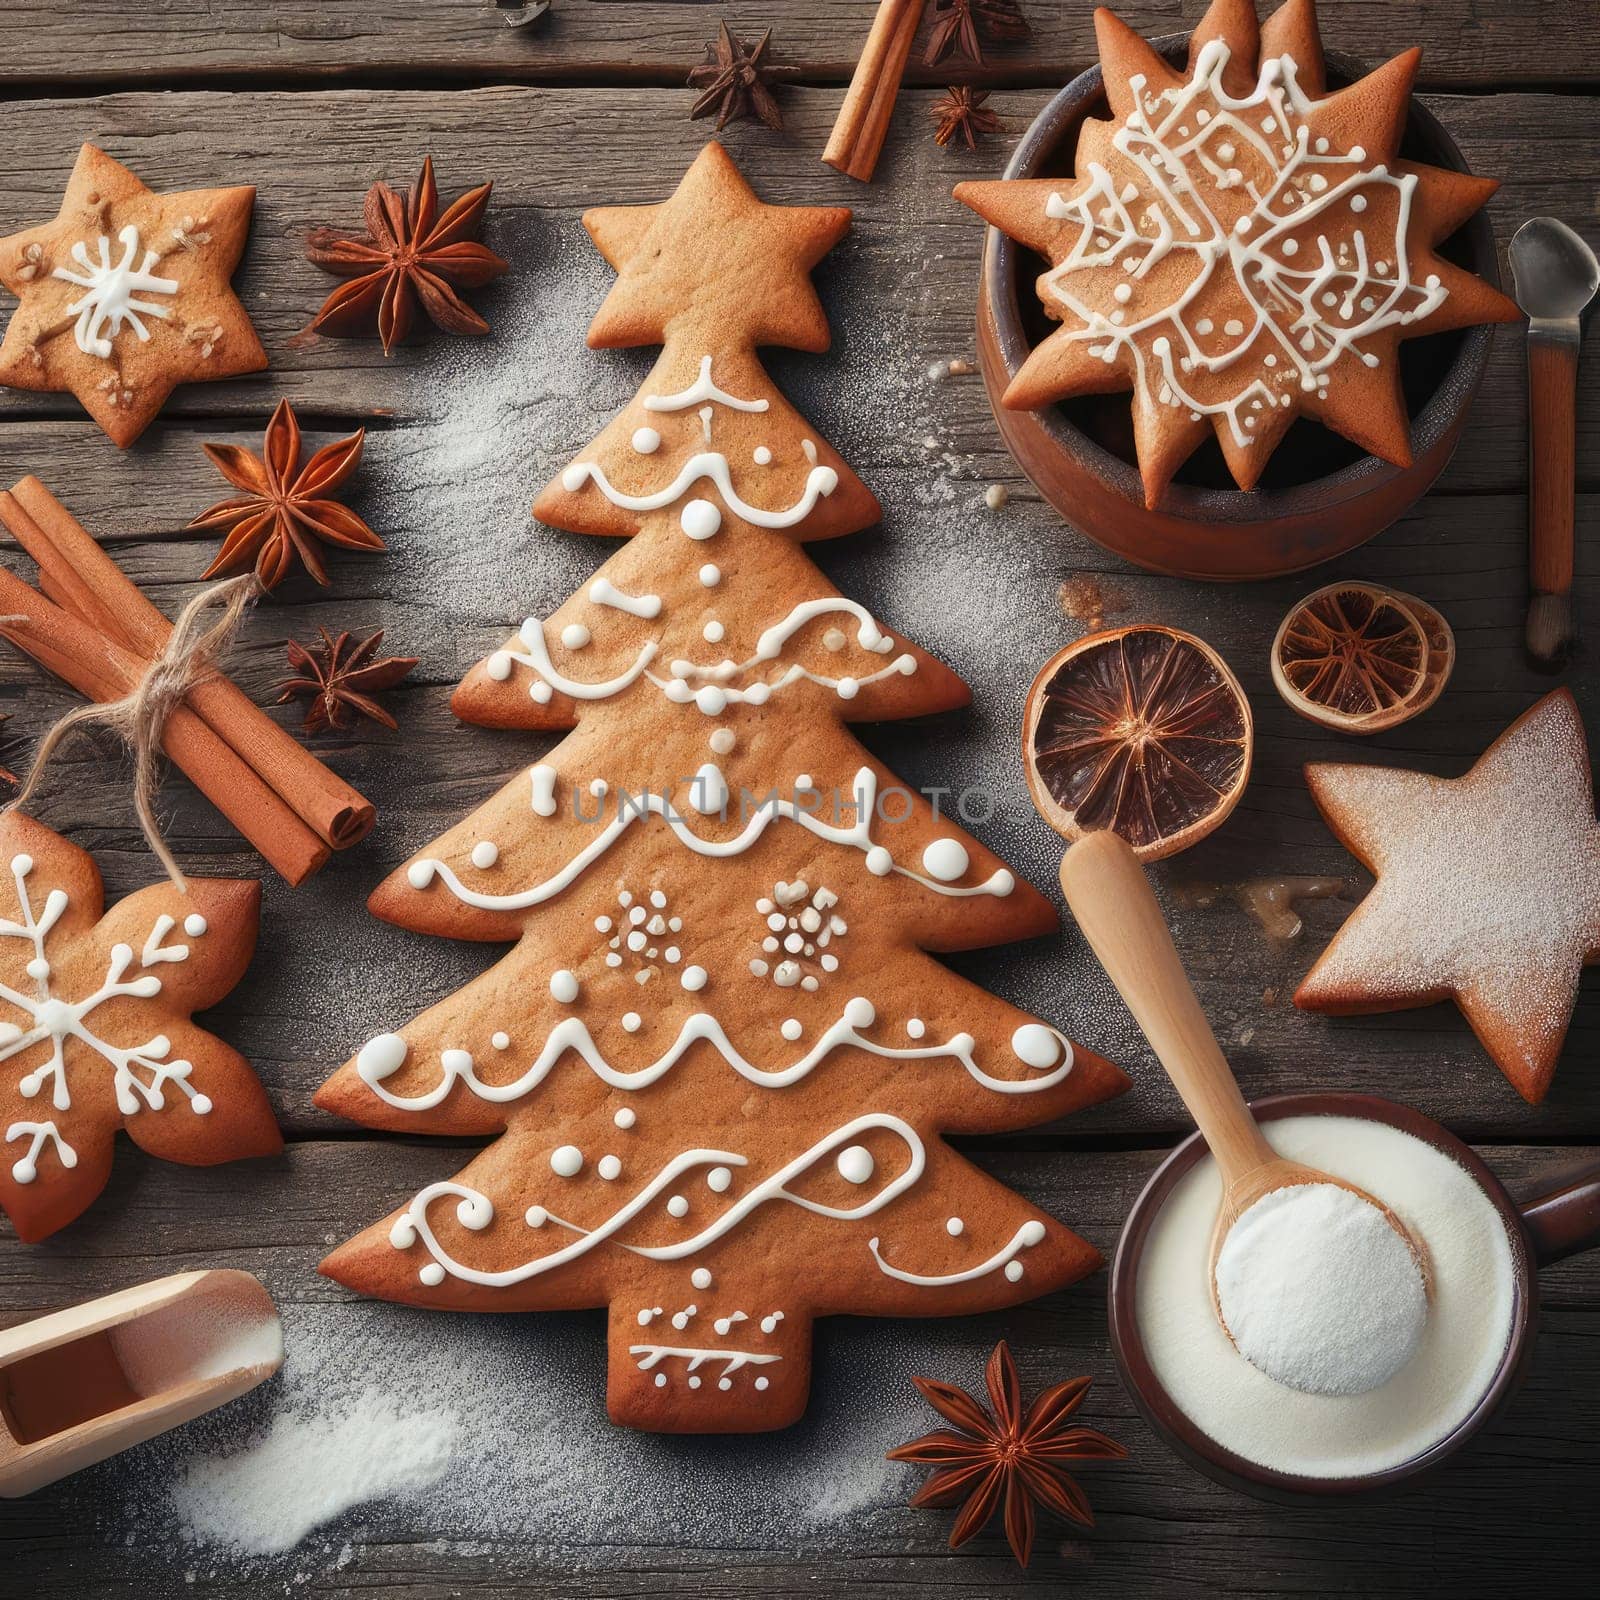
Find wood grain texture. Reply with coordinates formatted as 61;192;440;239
0;18;1595;1597
0;0;1591;89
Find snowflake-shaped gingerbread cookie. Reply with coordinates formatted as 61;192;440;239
0;814;279;1241
956;0;1519;506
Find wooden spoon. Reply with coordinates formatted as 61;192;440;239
1058;830;1431;1337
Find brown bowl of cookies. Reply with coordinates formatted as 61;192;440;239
959;0;1519;582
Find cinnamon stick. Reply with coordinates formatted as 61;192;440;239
0;567;330;886
0;479;374;850
823;0;925;183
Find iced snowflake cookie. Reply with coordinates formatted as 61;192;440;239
0;144;267;447
1296;691;1600;1105
956;0;1519;507
0;815;279;1241
316;145;1128;1435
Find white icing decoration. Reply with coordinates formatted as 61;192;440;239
681;966;708;993
703;620;725;644
560;452;838;530
549;969;580;1004
753;446;772;465
707;1166;732;1193
780;1019;802;1041
0;854;213;1127
588;578;662;619
642;355;771;415
1011;1024;1063;1069
6;1120;77;1184
492;1032;511;1051
680;499;722;541
689;762;729;816
1040;40;1449;447
691;1267;713;1290
628;1344;781;1386
353;998;1075;1113
52;225;179;359
560;623;591;650
946;1217;965;1237
598;1154;622;1181
698;564;721;588
529;764;559;817
631;427;661;454
921;839;970;883
836;1145;874;1184
470;841;499;870
614;1107;637;1130
709;728;735;755
550;1145;584;1177
869;1219;1047;1286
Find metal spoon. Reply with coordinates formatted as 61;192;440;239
1510;219;1599;670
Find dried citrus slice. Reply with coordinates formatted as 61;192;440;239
1271;584;1452;734
1024;625;1253;861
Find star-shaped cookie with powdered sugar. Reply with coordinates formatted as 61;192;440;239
0;813;280;1241
956;0;1520;507
0;143;266;446
1296;690;1600;1104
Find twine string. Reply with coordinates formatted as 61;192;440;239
3;573;262;891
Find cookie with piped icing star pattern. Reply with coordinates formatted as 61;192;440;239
0;814;280;1242
1296;690;1600;1104
315;145;1128;1435
0;143;266;447
956;0;1519;508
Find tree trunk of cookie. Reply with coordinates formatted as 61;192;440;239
605;1299;811;1434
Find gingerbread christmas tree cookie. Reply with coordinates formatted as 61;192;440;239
316;143;1128;1434
1296;690;1600;1104
0;144;267;447
0;814;280;1242
956;0;1520;507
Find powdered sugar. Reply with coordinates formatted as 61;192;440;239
1215;1181;1427;1396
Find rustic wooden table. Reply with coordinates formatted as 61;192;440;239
0;2;1596;1595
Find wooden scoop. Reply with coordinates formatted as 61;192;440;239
1059;830;1431;1335
0;1269;281;1498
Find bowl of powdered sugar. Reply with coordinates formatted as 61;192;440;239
1108;1092;1600;1500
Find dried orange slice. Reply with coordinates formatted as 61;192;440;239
1024;625;1253;861
1271;584;1453;735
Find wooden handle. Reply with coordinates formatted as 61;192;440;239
1060;831;1274;1186
1528;331;1579;595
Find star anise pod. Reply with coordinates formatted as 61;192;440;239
306;157;509;355
888;1341;1126;1568
687;23;788;132
277;627;418;734
924;0;1030;67
933;86;1001;149
191;398;385;590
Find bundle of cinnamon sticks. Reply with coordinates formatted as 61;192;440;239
0;476;374;886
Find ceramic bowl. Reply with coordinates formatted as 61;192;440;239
1106;1092;1600;1503
974;41;1507;581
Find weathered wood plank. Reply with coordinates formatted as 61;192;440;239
0;0;1591;90
0;87;1588;499
0;1142;1594;1596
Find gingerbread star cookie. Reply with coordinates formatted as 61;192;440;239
956;0;1520;507
1296;691;1600;1103
0;814;280;1241
0;144;267;447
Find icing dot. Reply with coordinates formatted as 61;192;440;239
1281;239;1299;257
419;1263;446;1287
703;620;725;644
654;1373;667;1388
549;969;580;1004
598;1154;622;1181
550;1145;584;1178
1113;283;1132;303
947;1217;965;1237
560;623;592;651
667;1195;690;1218
753;446;772;464
191;1094;213;1115
688;1375;702;1389
691;1268;713;1290
1350;195;1368;213
920;839;969;882
718;1378;732;1391
699;563;721;587
183;914;207;937
595;915;613;933
631;426;661;454
707;1166;733;1193
755;1376;769;1391
780;1019;803;1041
865;846;893;877
636;1309;652;1326
760;1314;783;1333
470;840;499;870
843;997;876;1029
681;499;721;540
906;1018;926;1040
836;677;859;700
614;1107;637;1129
1005;1261;1026;1282
822;628;846;651
681;965;708;992
622;1012;642;1033
492;1032;510;1050
357;1033;408;1080
1012;1024;1063;1070
709;728;736;755
836;1145;875;1185
695;685;728;715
